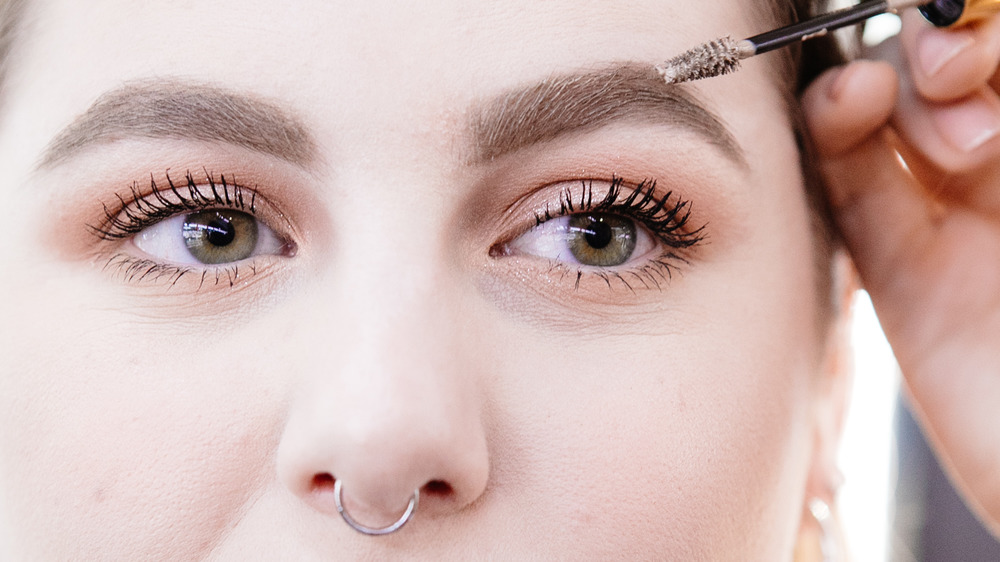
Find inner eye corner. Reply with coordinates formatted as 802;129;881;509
488;241;508;258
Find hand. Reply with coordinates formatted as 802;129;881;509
802;11;1000;532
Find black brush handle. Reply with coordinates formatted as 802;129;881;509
747;0;889;54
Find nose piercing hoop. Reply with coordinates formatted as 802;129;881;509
333;479;420;536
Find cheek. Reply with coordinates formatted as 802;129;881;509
492;319;815;557
485;177;822;556
0;269;286;559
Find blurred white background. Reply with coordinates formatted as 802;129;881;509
840;290;899;561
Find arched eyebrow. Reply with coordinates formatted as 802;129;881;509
469;62;747;168
36;63;746;172
36;79;318;170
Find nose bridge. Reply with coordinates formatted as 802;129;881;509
337;281;484;478
277;248;491;524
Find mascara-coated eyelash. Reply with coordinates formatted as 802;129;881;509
537;176;704;249
495;176;705;291
99;253;261;289
89;170;257;241
89;170;293;290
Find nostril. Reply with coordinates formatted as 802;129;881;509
423;479;453;496
311;472;336;492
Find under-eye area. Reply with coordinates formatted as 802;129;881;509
491;176;705;292
89;170;296;289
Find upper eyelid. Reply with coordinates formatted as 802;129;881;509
499;177;632;218
89;171;262;241
516;178;700;235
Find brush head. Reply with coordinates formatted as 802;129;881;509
656;36;756;85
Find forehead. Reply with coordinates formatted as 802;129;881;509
0;0;794;181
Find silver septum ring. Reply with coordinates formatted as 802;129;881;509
334;479;419;536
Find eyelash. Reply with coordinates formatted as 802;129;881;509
90;171;267;289
89;172;702;293
99;253;260;289
509;176;705;291
90;170;256;240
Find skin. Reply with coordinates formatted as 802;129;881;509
0;0;847;559
802;11;1000;534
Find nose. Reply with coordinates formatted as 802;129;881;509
275;275;491;531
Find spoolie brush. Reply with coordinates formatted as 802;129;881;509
656;36;756;84
657;0;1000;85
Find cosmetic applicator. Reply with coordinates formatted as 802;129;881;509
658;0;1000;84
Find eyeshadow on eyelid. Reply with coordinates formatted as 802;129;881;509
39;157;331;264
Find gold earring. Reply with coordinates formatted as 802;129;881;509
808;498;837;562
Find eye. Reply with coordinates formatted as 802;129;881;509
490;177;707;293
507;211;656;267
133;208;286;266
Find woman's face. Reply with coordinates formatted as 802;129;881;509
0;0;838;559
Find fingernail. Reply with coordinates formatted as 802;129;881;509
933;93;1000;152
826;65;854;102
917;27;975;78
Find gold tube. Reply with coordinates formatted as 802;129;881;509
954;0;1000;26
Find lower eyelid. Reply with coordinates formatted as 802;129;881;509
485;249;686;299
100;252;280;292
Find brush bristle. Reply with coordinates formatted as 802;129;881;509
656;36;751;85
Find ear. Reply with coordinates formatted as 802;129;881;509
796;251;857;561
808;251;855;504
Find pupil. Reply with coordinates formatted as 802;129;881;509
182;209;259;265
584;220;613;249
205;216;236;246
566;212;636;267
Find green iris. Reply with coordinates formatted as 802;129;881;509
567;213;637;266
181;209;258;264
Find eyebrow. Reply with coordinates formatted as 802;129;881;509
469;63;747;167
37;79;318;169
37;65;742;172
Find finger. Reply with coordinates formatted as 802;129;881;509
801;60;898;157
890;81;1000;180
883;17;1000;205
900;10;1000;102
888;46;1000;209
803;64;943;345
817;131;940;321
